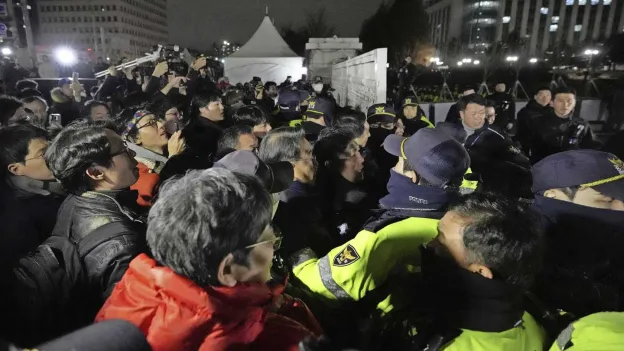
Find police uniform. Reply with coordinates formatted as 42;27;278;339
400;97;434;136
465;124;532;198
549;312;624;351
527;109;598;164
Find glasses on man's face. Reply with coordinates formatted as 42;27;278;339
244;225;282;251
110;141;131;158
137;119;162;131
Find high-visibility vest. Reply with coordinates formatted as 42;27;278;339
549;312;624;351
292;216;439;313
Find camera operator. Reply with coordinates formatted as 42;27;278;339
527;87;600;164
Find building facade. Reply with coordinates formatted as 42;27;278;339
426;0;624;56
35;0;168;60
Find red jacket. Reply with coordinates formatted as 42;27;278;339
130;162;159;207
96;254;322;351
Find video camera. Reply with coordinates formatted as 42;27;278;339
157;44;189;76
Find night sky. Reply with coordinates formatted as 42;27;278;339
167;0;386;51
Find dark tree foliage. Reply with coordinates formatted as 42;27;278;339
359;0;430;66
282;8;337;57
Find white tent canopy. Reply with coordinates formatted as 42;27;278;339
225;15;304;84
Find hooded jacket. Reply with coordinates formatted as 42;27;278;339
49;87;82;126
532;195;624;317
96;254;322;351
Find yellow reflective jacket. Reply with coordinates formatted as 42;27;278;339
549;312;624;351
292;216;439;312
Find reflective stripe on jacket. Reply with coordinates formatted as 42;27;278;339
292;217;439;312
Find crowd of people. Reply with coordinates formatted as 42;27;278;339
0;53;623;351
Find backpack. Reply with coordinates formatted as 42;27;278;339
4;222;132;347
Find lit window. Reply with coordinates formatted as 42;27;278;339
541;7;548;14
591;0;599;4
552;16;560;23
604;0;611;4
579;0;586;4
503;16;510;23
566;0;573;5
550;24;558;32
575;24;582;31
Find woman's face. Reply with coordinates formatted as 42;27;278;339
136;114;169;150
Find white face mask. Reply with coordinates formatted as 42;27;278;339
312;83;323;94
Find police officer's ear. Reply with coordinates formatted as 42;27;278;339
467;263;493;280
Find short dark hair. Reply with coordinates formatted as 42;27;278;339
258;126;305;163
146;98;175;120
82;100;110;119
534;86;551;95
223;90;244;107
22;96;48;108
485;99;496;109
233;105;267;127
45;120;117;194
190;91;221;120
218;125;254;152
264;81;277;89
16;79;38;92
314;127;358;173
552;86;576;98
449;193;545;290
457;94;487;111
147;168;272;286
334;112;366;139
0;124;48;172
0;95;24;126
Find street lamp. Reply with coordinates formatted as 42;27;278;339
529;58;538;64
584;49;599;56
506;56;518;62
457;61;463;66
473;60;480;65
462;58;472;63
1;47;12;55
55;47;77;66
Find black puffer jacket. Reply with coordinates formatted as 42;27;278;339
52;190;146;304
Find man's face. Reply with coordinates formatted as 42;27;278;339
136;114;168;150
485;106;496;125
91;105;110;121
227;224;278;284
9;138;55;181
356;121;371;147
427;211;470;267
24;99;48;127
495;83;506;93
342;141;365;179
403;105;418;119
546;187;624;211
535;90;552;107
460;103;486;129
237;133;259;152
97;130;139;190
61;84;73;97
252;122;272;138
294;138;316;183
551;93;576;118
202;100;224;121
267;85;278;98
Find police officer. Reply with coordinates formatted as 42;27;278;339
487;82;516;133
292;128;470;312
527;87;599;164
515;86;552;155
531;150;624;318
366;103;400;186
297;97;333;142
459;94;532;197
399;96;433;136
549;312;624;351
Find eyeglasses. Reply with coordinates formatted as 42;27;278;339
24;153;45;162
244;225;283;250
110;141;131;158
137;119;162;130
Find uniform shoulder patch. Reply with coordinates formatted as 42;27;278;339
333;244;360;267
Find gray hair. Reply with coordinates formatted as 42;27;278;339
258;126;305;163
147;168;272;286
